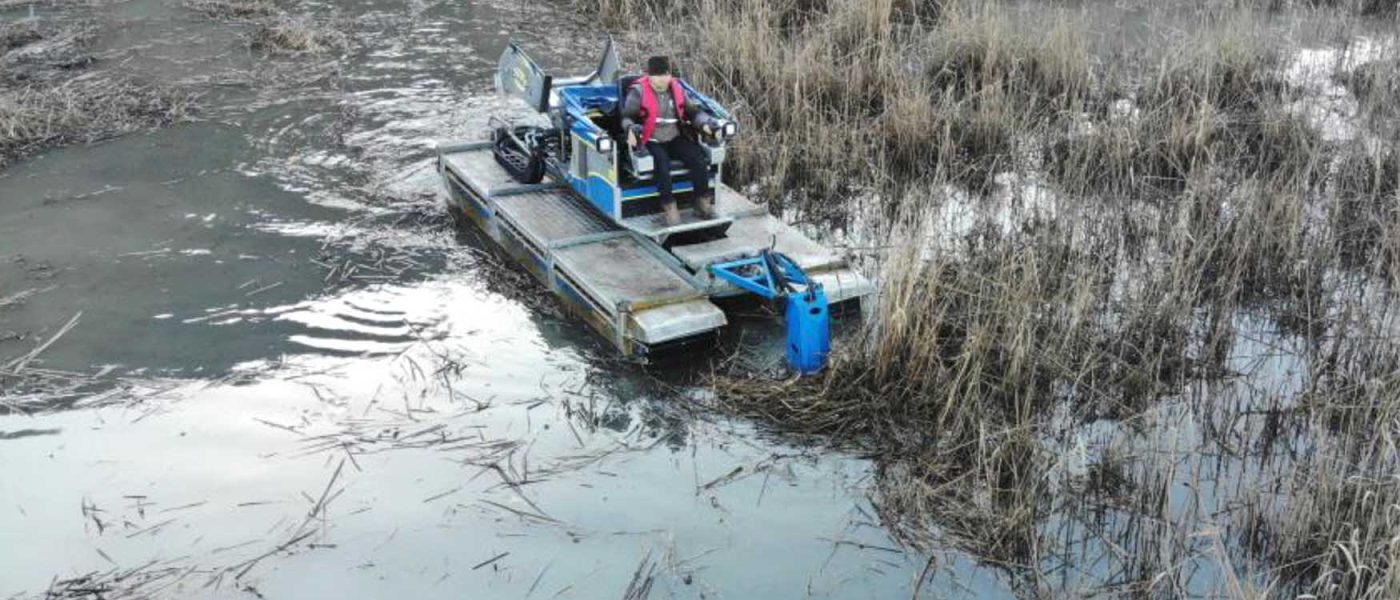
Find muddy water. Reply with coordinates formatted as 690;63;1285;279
0;0;931;598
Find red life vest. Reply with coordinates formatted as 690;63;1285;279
635;78;687;146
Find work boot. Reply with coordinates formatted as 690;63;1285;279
662;201;682;227
694;193;718;219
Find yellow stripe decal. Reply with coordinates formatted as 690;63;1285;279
571;132;617;185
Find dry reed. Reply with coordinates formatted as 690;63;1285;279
180;0;277;19
580;0;1400;595
0;19;199;168
246;13;346;54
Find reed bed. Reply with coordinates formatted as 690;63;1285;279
592;0;1387;207
0;74;199;167
180;0;277;19
0;18;199;168
581;0;1400;595
1;18;45;50
246;13;346;54
1;17;96;81
179;0;346;55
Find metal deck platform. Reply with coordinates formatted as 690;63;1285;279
621;211;733;243
494;189;612;244
437;140;871;358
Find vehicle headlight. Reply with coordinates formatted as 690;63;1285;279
721;121;738;138
596;136;613;155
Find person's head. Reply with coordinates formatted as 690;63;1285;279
645;56;673;91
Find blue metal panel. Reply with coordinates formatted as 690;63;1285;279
457;183;491;220
786;286;830;375
559;84;618;150
555;277;594;316
622;181;695;200
710;256;780;299
569;117;605;144
558;84;623;220
587;174;617;219
568;172;590;198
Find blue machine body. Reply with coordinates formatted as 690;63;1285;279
784;286;830;375
554;82;731;222
709;251;831;374
486;39;853;371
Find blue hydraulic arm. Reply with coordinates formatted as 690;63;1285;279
709;251;831;374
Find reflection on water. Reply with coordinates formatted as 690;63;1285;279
0;0;921;598
0;275;916;597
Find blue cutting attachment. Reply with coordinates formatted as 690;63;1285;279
709;251;830;375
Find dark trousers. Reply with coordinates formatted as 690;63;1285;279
646;136;711;206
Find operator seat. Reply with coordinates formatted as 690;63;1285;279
613;73;696;180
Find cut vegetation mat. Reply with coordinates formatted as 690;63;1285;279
179;0;347;55
246;13;346;55
0;73;198;167
0;16;199;168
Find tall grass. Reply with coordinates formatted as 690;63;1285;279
579;0;1400;595
704;0;1099;205
594;0;1344;208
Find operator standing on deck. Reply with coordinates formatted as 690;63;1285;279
622;56;720;227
